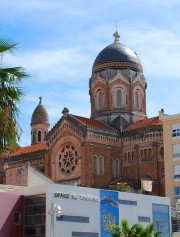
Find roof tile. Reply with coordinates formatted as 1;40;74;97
10;143;46;157
125;116;162;131
73;115;112;130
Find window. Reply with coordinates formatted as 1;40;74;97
112;159;119;177
119;200;137;205
128;152;131;163
172;123;180;138
14;212;21;225
138;216;150;222
124;153;127;163
25;195;45;236
134;91;139;109
175;187;180;197
115;159;119;177
148;148;152;157
99;156;104;174
93;155;104;174
98;92;103;110
93;155;98;173
131;151;134;162
57;215;89;223
59;145;79;175
160;147;164;159
116;90;122;107
32;134;36;144
174;165;180;179
38;131;41;142
111;159;114;177
173;144;180;159
140;149;143;159
152;204;170;237
72;232;98;237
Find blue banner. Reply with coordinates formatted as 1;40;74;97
100;190;119;237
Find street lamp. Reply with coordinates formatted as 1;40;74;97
48;203;62;237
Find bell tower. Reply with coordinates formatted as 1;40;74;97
30;96;50;145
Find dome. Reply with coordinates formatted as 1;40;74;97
31;96;49;125
93;31;142;73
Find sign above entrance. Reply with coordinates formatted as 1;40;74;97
54;192;99;202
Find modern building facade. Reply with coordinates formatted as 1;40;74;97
160;111;180;234
160;111;180;199
0;182;171;237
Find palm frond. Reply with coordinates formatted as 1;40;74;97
0;37;18;55
0;33;29;152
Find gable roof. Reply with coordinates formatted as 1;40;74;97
10;143;46;157
124;116;162;131
73;115;113;131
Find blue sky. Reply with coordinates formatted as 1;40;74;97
1;0;180;146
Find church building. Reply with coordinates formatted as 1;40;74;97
1;32;165;196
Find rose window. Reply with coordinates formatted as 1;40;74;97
59;145;79;175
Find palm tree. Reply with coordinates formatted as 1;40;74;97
0;35;29;152
111;219;133;237
111;219;162;237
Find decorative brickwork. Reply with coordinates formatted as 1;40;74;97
93;60;142;73
1;32;165;197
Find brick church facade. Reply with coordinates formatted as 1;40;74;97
0;32;165;196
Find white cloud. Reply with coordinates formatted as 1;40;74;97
5;47;92;84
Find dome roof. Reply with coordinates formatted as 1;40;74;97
93;31;142;73
31;96;49;125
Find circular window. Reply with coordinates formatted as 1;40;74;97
59;145;79;175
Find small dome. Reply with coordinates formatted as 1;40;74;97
31;96;49;125
93;31;142;73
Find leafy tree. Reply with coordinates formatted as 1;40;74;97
0;34;29;152
116;182;130;192
111;219;162;237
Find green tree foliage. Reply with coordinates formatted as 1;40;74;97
111;219;162;237
116;182;130;192
0;34;29;152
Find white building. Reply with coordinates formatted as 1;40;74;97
0;165;171;237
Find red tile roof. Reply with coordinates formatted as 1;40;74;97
73;115;112;130
10;143;46;157
125;116;162;131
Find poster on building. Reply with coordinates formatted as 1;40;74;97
100;190;119;237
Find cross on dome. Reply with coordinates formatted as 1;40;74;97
39;96;42;104
113;31;120;44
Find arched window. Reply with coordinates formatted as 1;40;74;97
115;159;119;177
132;151;134;162
93;155;98;173
111;159;115;177
140;150;143;159
33;134;36;144
38;131;41;142
144;149;147;157
148;148;152;157
160;147;164;159
116;90;122;107
99;156;104;174
124;153;127;163
128;152;131;163
134;91;139;108
98;92;103;110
